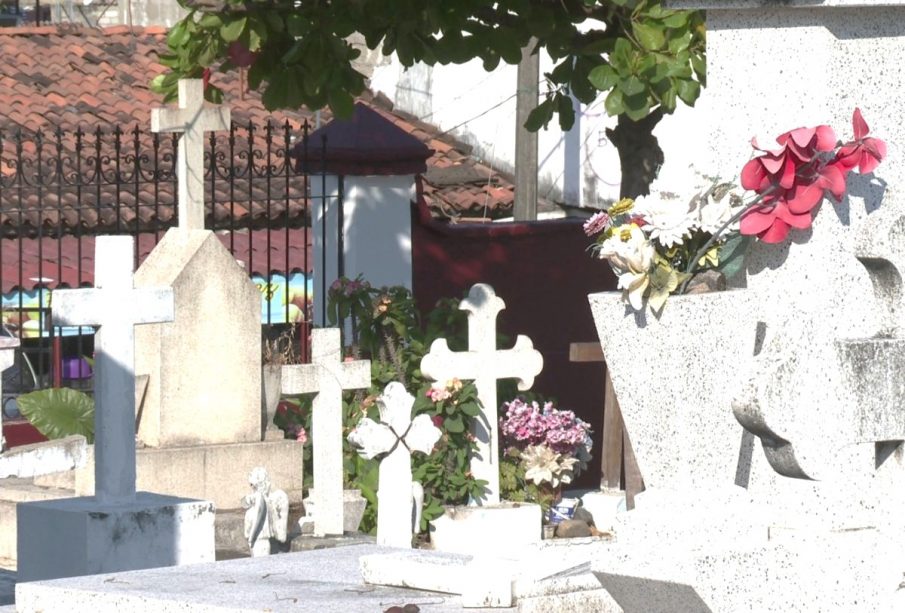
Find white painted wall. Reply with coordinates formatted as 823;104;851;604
369;54;698;209
311;175;415;326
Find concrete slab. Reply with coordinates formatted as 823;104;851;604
15;545;509;612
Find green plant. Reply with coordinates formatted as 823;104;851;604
282;281;501;534
16;387;95;443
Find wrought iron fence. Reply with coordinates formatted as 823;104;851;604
0;118;323;416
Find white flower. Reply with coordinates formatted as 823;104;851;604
598;225;655;310
634;194;695;248
693;186;742;235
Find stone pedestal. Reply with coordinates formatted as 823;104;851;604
17;492;214;582
428;502;542;555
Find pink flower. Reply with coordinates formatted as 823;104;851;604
295;427;308;444
582;211;610;237
431;415;444;429
833;108;886;175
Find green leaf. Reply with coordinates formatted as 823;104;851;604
633;22;665;51
618;76;645;97
604;89;625;116
219;17;246;43
556;94;576;131
717;234;751;279
676;78;701;105
444;415;465;434
524;98;554;132
587;65;619;92
17;388;94;443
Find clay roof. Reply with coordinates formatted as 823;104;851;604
0;25;527;238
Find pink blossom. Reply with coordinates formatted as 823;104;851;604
582;211;610;237
833;108;886;175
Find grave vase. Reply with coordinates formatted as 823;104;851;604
587;290;757;493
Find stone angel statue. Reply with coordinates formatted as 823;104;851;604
242;466;289;557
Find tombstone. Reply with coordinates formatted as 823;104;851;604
40;78;307;515
17;236;214;582
281;328;370;536
347;382;441;548
421;283;543;505
242;466;289;557
290;103;432;325
582;2;905;610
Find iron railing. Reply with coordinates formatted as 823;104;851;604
0;119;324;413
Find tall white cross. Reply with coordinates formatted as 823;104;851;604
421;284;543;506
348;382;441;548
281;329;370;536
151;79;230;232
0;338;19;452
52;236;174;503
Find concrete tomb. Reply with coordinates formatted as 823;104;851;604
282;328;370;536
17;236;214;582
347;381;441;548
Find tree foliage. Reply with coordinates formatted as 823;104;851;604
153;0;705;131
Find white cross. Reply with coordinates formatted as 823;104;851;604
51;236;174;503
281;328;370;536
0;338;19;452
151;79;230;232
421;283;543;506
348;382;441;548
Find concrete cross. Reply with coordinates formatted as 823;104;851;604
421;283;543;505
151;78;230;232
281;328;370;536
348;382;441;548
51;236;174;503
0;338;19;452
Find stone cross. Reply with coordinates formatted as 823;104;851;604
281;328;370;536
348;382;441;548
51;236;174;503
151;78;230;232
0;338;19;452
421;283;543;505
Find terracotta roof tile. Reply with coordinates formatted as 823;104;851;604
0;25;537;234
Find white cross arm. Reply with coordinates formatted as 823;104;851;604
421;336;543;389
406;414;442;455
348;418;397;460
151;106;230;134
52;288;174;327
339;360;371;390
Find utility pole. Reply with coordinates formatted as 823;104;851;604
514;38;539;221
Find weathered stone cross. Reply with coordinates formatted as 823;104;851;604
348;382;441;548
281;328;370;536
151;78;230;232
421;283;543;505
51;236;174;503
0;338;18;452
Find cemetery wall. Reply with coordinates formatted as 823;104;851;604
411;199;617;487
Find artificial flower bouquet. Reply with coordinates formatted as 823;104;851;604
587;108;886;313
500;398;593;491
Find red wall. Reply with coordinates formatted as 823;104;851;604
411;200;618;488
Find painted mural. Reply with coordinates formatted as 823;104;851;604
0;272;312;334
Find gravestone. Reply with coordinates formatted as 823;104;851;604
421;283;543;505
347;382;441;548
17;236;214;582
584;2;905;610
282;328;370;536
36;78;307;515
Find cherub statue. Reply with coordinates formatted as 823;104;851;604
242;466;289;557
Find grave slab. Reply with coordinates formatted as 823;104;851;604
15;544;512;613
16;492;214;583
0;436;86;480
428;502;542;555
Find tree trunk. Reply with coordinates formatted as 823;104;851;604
605;109;664;200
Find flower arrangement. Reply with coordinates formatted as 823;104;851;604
587;108;887;312
499;398;593;490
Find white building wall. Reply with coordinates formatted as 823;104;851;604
369;54;699;209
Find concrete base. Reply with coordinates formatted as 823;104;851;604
17;492;214;583
35;439;304;511
429;502;542;555
0;436;87;479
